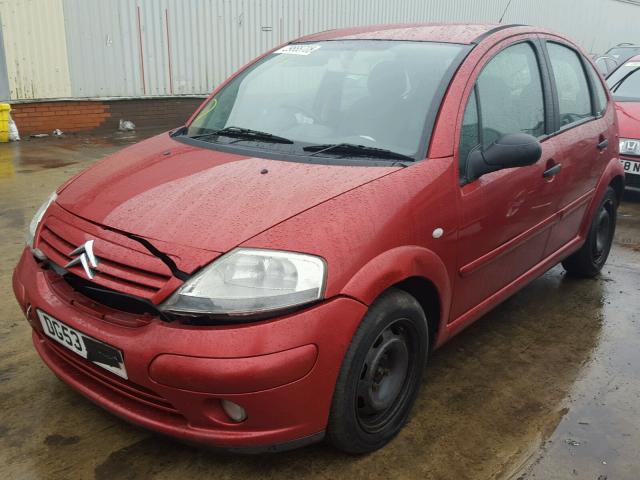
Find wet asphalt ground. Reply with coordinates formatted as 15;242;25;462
0;130;639;480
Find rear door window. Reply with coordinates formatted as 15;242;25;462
547;43;593;127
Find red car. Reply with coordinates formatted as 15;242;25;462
607;54;640;190
13;23;624;454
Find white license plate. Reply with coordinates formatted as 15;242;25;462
621;159;640;176
37;310;128;379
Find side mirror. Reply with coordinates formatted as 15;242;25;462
466;133;542;181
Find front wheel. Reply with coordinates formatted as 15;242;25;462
327;288;429;454
562;186;617;277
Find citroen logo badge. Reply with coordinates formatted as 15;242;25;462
65;240;99;279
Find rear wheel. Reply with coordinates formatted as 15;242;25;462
562;187;617;277
327;288;429;454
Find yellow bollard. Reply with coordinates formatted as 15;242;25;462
0;103;10;142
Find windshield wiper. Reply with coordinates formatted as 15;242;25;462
189;126;293;144
303;143;414;162
610;66;640;93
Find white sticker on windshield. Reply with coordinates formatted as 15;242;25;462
276;44;321;56
624;61;640;67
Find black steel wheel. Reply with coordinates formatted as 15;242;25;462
593;199;613;262
327;288;429;454
562;186;617;277
356;318;415;433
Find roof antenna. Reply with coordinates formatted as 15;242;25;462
499;0;515;23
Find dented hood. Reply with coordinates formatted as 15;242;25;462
57;133;398;252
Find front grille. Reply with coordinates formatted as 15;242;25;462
63;273;159;316
626;172;640;188
43;334;180;416
36;217;172;301
45;269;156;327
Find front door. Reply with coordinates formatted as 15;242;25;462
452;39;561;320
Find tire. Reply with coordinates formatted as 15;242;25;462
327;288;429;454
562;186;617;277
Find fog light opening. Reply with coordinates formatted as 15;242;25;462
221;399;247;422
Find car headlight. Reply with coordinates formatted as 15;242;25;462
620;138;640;156
159;248;326;317
26;192;57;248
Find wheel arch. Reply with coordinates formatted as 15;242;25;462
340;246;452;347
392;276;441;349
580;159;625;237
609;174;625;205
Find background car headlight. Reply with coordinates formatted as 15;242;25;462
620;138;640;156
26;192;57;248
160;248;326;317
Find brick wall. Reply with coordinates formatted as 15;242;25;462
10;98;204;136
102;98;204;131
10;102;109;134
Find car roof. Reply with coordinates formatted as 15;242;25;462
294;23;544;45
294;23;557;44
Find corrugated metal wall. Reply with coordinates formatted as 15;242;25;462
63;0;142;98
0;21;9;101
0;0;71;99
1;0;639;101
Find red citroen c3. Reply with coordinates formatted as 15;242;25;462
13;24;624;454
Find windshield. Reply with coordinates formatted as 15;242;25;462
607;60;640;101
187;40;465;160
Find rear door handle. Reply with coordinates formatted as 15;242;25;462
543;163;562;178
597;139;609;151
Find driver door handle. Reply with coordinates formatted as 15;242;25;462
543;163;562;178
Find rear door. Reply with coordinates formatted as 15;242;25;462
452;38;561;320
540;39;615;254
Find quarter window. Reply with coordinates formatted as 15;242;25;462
547;43;593;127
586;62;608;116
459;88;480;174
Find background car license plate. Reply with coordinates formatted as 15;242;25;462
37;310;128;379
621;159;640;176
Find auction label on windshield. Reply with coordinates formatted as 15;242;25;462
276;44;321;55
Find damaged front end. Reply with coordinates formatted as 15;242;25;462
29;201;220;323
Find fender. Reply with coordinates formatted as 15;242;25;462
579;157;625;238
340;245;452;341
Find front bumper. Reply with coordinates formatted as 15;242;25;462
13;248;367;451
